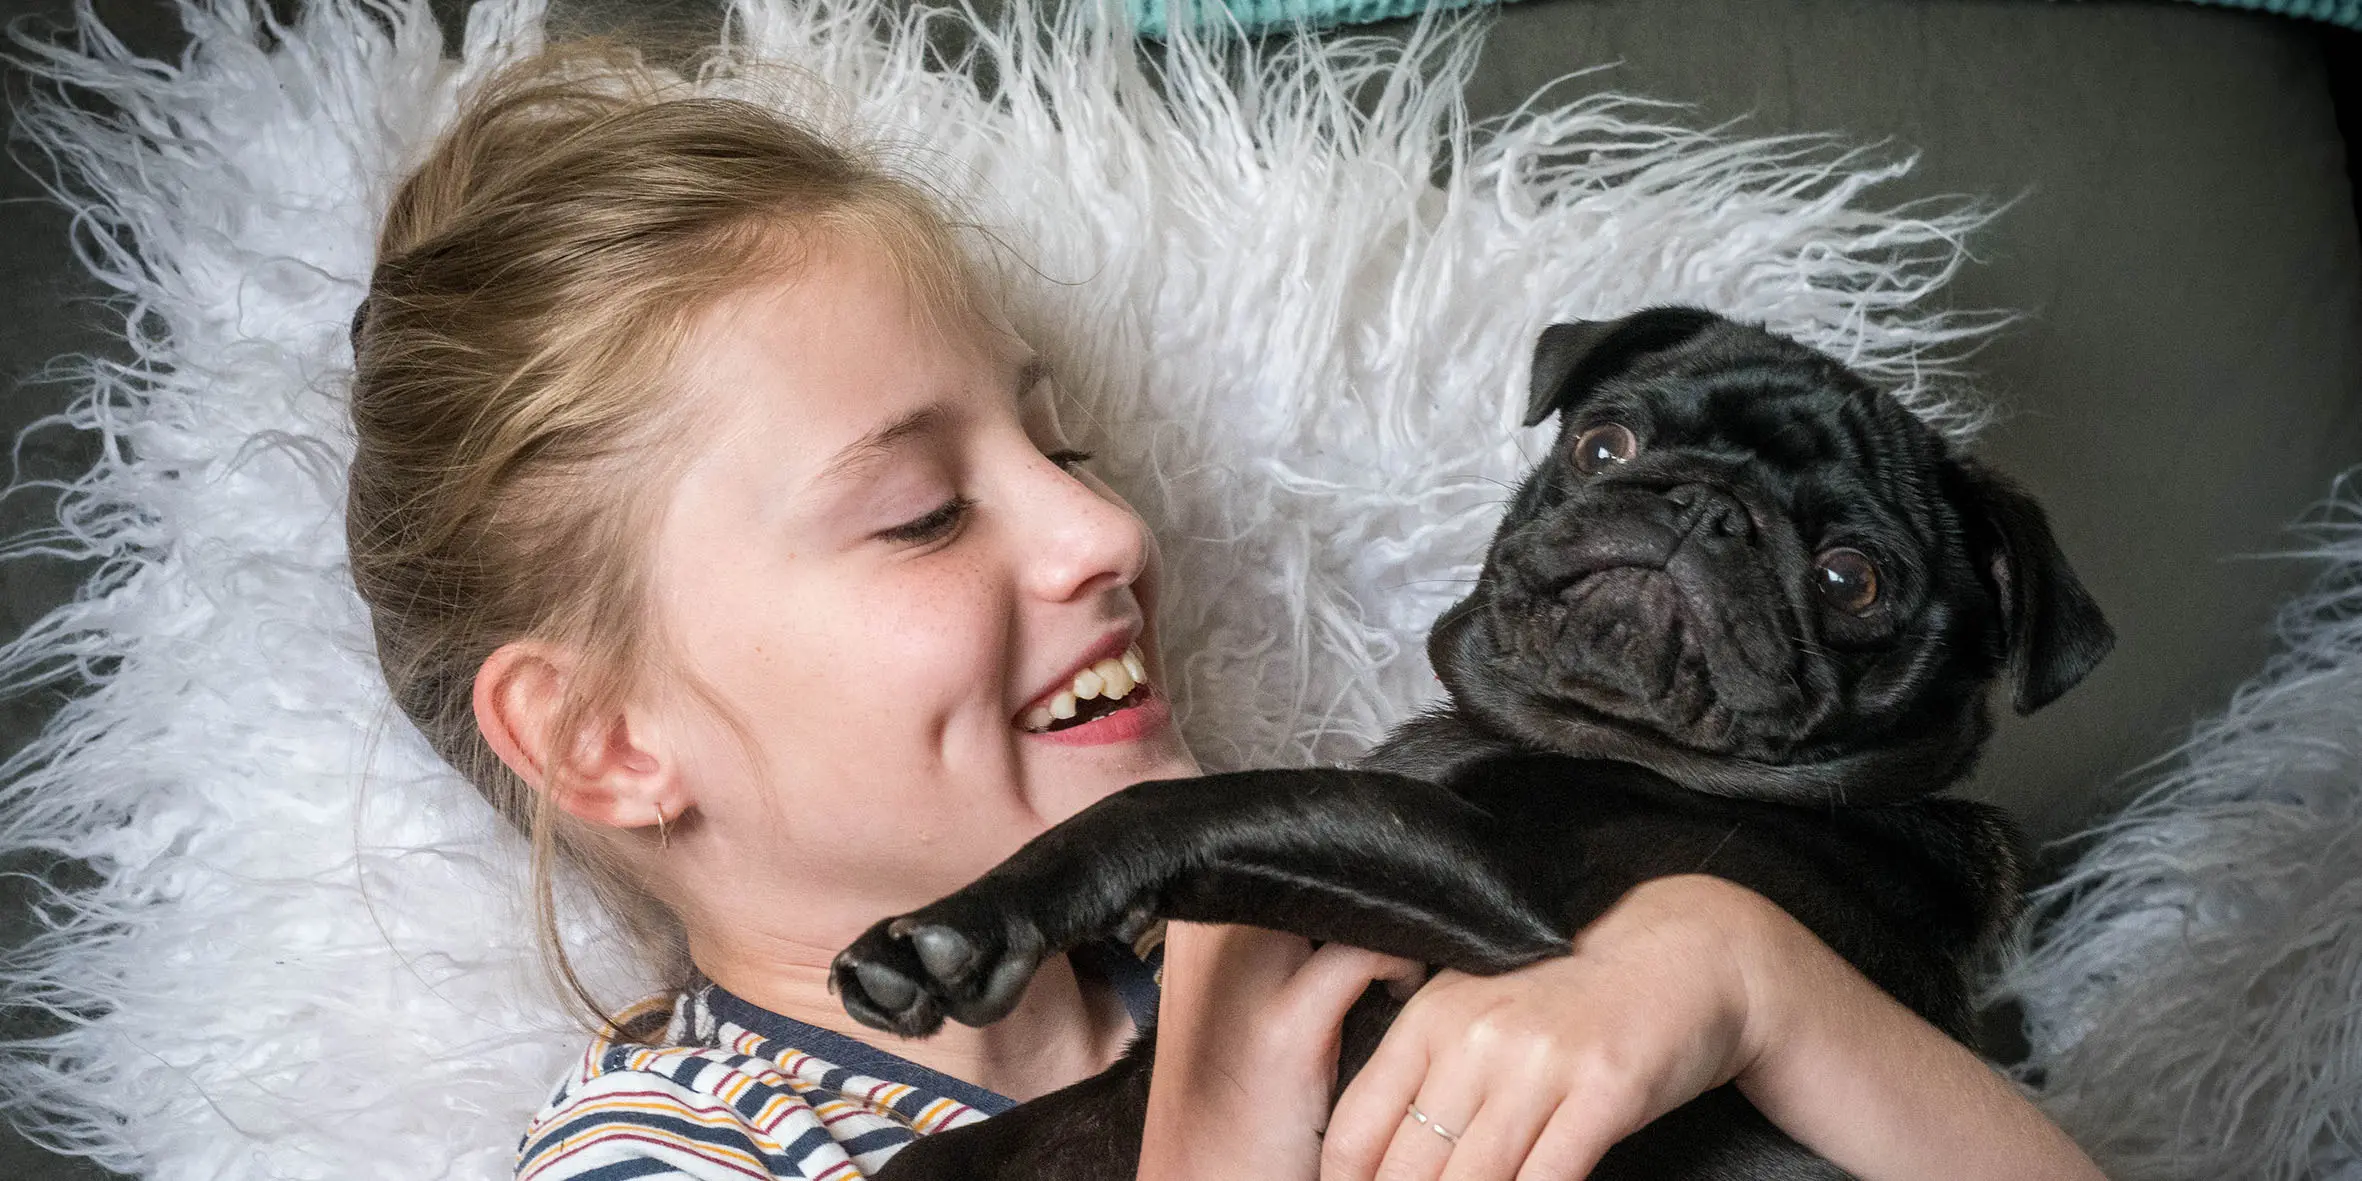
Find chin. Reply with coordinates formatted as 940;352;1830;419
1026;743;1196;826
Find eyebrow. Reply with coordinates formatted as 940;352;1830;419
810;358;1048;490
813;405;944;490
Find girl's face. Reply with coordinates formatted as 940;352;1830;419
643;235;1196;940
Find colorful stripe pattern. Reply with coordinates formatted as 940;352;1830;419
514;990;992;1180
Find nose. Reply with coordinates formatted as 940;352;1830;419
1016;453;1149;603
1665;483;1755;543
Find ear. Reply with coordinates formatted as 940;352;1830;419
1524;305;1727;428
472;640;687;832
1955;461;2116;714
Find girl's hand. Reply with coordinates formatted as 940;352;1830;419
1138;921;1423;1181
1320;874;2105;1181
1320;874;1755;1181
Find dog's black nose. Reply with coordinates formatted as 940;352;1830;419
1665;484;1754;542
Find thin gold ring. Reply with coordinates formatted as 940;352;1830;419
1405;1101;1460;1144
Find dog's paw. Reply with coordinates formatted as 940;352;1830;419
832;919;947;1037
832;902;1048;1036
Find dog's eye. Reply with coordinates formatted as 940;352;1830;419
1813;548;1881;614
1572;423;1639;474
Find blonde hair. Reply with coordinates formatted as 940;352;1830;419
345;40;980;1033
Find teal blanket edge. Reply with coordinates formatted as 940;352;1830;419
1125;0;2362;38
2194;0;2362;28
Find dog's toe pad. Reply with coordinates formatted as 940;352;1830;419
910;925;977;984
853;961;919;1013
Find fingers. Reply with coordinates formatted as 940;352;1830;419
1140;930;1432;1181
1325;964;1669;1181
1435;1085;1558;1181
1334;1067;1611;1181
1303;942;1426;991
1344;1045;1481;1181
1369;1095;1463;1181
1172;921;1314;984
1322;1004;1428;1181
1278;943;1423;1041
1512;1102;1621;1181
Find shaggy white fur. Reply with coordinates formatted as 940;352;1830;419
1992;483;2362;1181
0;0;2004;1175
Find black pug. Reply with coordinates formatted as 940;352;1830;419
829;306;2114;1179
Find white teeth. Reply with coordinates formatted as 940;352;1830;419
1057;643;1150;706
1020;643;1155;732
1094;657;1134;699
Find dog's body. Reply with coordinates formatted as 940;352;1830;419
830;308;2114;1179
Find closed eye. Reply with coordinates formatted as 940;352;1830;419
876;495;974;544
1045;449;1093;470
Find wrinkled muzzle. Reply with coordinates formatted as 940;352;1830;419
1476;483;1833;757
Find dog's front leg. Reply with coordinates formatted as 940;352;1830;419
832;767;1569;1037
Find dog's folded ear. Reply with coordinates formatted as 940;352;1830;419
1525;306;1725;427
1956;460;2116;714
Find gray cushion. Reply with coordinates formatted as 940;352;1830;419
1422;0;2362;845
0;2;2354;1175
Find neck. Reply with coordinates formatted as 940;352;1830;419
685;926;1132;1102
1446;691;1982;806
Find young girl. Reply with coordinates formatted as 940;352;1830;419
342;42;2105;1181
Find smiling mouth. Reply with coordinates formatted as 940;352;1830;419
1020;643;1151;733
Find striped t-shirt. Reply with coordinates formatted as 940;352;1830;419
514;942;1160;1179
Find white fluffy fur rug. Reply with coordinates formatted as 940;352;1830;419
1993;484;2362;1181
0;0;2013;1175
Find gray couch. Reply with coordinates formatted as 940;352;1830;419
2;0;2356;1176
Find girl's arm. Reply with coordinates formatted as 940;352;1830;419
1320;873;2103;1181
1732;878;2100;1181
1137;922;1422;1181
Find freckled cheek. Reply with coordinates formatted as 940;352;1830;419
679;561;1012;760
861;561;1012;716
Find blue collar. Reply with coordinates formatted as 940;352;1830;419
698;939;1161;1118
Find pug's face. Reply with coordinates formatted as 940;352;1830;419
1431;309;2113;804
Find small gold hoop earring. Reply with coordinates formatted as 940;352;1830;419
654;803;671;850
